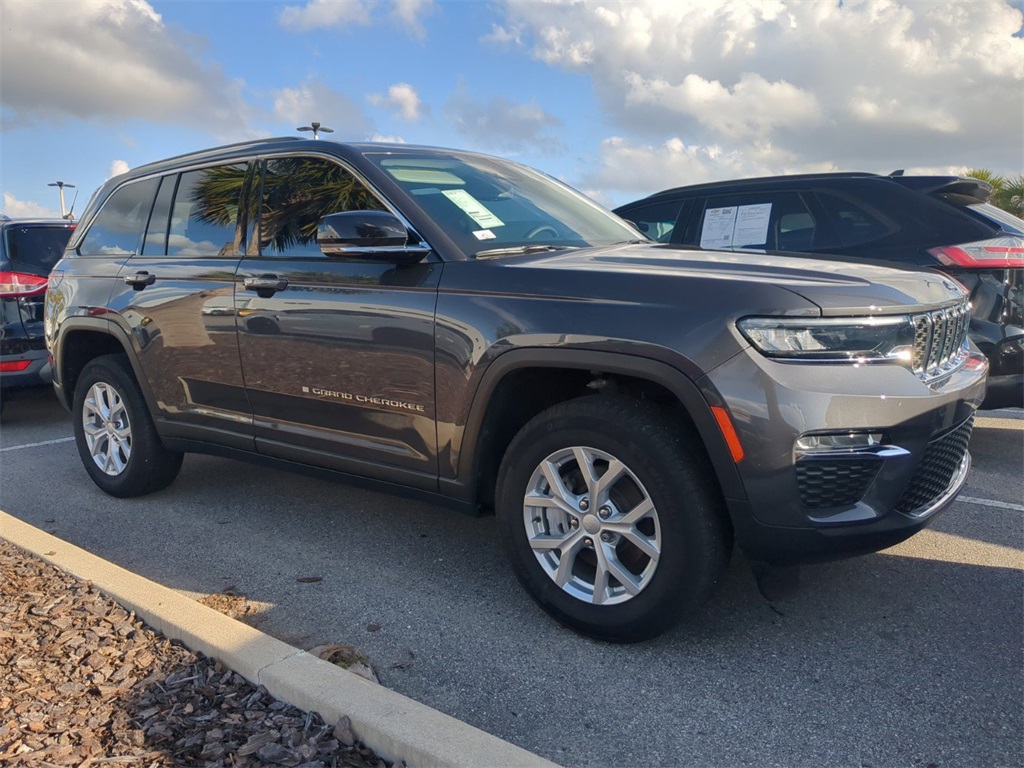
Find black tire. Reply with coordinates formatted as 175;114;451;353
496;395;731;642
72;354;183;497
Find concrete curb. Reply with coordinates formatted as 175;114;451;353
0;511;559;768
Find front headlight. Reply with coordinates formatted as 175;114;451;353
737;316;916;364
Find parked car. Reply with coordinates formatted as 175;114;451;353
615;173;1023;409
0;217;75;393
47;140;986;641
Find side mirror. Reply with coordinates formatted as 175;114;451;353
317;210;430;263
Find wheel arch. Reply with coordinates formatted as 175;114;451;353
53;318;157;414
442;348;747;511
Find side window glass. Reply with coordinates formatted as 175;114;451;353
78;177;159;256
259;156;385;257
141;175;174;255
617;200;683;242
168;163;253;257
816;191;896;247
700;191;821;251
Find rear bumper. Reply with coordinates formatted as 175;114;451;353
0;348;51;389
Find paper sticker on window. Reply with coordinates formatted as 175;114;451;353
733;203;771;247
442;189;504;229
700;203;772;249
473;229;497;240
700;207;738;249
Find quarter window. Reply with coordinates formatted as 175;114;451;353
78;178;159;256
259;157;385;257
815;191;896;247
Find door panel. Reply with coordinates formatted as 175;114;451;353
236;154;440;482
108;164;258;446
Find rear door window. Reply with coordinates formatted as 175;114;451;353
4;225;73;273
698;191;833;251
166;164;254;257
78;178;160;256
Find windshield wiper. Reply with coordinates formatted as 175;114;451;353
474;244;580;259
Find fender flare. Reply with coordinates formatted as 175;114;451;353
52;316;160;415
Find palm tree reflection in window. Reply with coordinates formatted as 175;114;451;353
260;157;385;257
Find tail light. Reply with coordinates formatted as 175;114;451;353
0;271;49;298
0;359;33;372
929;235;1024;268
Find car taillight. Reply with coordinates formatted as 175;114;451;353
0;271;49;298
929;235;1024;268
0;359;33;372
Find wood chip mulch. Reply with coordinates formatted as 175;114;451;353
0;539;400;767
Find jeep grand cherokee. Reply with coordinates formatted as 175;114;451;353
45;139;987;641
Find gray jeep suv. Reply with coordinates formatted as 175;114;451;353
46;139;987;641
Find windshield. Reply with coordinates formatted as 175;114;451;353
363;150;646;257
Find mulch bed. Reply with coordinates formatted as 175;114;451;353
0;539;399;767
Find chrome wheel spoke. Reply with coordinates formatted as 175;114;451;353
529;528;582;552
593;458;627;503
619;497;655;526
525;489;578;518
540;459;577;508
616;527;660;562
593;542;642;602
552;536;586;587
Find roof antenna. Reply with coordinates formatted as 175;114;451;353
297;121;334;140
64;189;79;221
889;169;905;177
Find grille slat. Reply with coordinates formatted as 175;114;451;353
911;301;970;379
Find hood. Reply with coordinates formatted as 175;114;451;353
510;243;967;315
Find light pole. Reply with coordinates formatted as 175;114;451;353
297;121;334;140
48;181;75;218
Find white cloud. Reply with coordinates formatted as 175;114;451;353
444;88;562;153
494;0;1024;186
2;193;61;219
368;83;425;121
280;0;434;36
0;0;253;134
279;0;372;31
273;81;375;139
108;160;131;179
391;0;435;39
369;134;407;143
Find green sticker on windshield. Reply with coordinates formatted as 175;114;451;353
442;189;504;229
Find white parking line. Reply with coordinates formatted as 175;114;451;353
958;495;1024;512
0;436;75;452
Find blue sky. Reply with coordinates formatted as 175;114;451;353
2;0;1022;220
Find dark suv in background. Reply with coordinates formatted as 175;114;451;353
615;173;1023;408
1;217;75;393
46;140;987;641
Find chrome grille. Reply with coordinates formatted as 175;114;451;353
911;302;970;379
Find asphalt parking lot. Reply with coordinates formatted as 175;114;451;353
1;386;1021;768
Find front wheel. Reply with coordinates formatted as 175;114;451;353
73;354;182;497
496;396;730;642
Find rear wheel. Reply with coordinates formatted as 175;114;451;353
73;354;182;497
496;396;730;642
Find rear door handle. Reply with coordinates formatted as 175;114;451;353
124;271;156;290
243;274;288;297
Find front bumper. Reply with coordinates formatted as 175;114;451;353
704;347;988;565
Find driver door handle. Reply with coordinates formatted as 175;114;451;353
243;275;288;296
124;271;156;290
